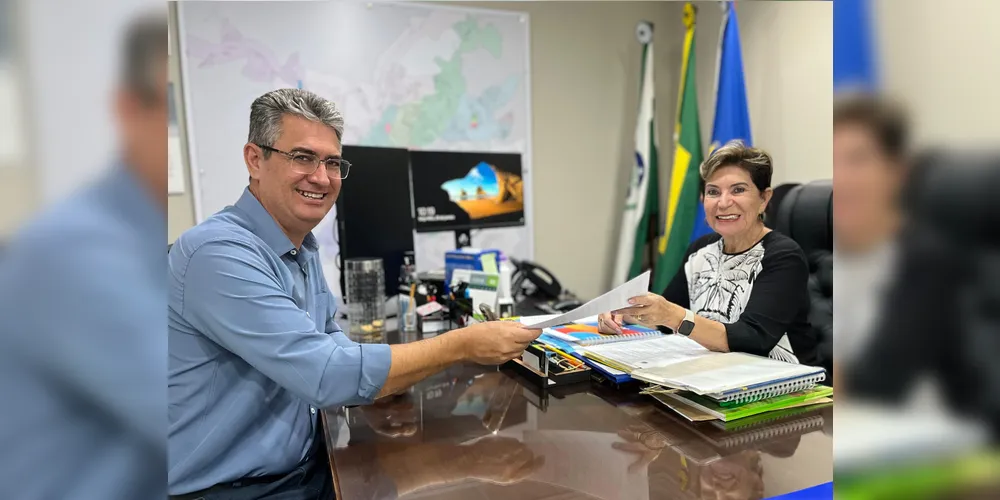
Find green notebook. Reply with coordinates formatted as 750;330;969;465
712;401;832;431
659;386;833;422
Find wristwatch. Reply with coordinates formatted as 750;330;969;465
676;308;695;336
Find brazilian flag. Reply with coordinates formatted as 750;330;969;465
654;3;703;292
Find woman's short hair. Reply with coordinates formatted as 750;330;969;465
700;140;773;193
833;93;909;161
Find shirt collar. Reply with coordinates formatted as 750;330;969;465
234;188;319;256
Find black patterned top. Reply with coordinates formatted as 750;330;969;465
661;231;816;365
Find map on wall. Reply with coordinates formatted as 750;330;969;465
178;1;531;297
185;9;527;151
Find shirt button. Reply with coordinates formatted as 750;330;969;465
290;249;298;256
310;407;317;415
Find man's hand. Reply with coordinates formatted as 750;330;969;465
456;321;542;365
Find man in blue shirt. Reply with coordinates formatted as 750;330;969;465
168;88;541;498
0;12;168;500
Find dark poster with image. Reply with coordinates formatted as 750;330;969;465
410;150;525;232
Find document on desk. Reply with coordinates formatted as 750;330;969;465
578;335;712;372
520;271;651;329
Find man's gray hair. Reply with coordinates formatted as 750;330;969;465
248;88;345;157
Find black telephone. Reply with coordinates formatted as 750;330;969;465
510;259;582;312
511;260;561;300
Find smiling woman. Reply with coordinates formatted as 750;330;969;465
601;140;818;370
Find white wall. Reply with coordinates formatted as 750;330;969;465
875;0;1000;147
166;1;833;299
731;1;833;186
20;0;154;205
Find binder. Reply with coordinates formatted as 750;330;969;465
627;351;827;398
711;372;827;405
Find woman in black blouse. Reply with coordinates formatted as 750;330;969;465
601;141;815;364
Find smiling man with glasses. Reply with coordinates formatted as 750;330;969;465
167;88;541;499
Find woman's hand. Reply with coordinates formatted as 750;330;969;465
611;293;682;329
597;313;624;334
597;312;646;334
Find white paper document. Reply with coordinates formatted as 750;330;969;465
515;314;561;326
578;335;711;371
521;271;651;329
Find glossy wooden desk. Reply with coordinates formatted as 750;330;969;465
323;333;832;499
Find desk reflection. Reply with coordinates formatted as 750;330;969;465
324;365;832;500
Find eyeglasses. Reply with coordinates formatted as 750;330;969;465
256;144;352;179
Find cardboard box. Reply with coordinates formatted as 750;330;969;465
444;248;500;292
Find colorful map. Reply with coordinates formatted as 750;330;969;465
182;2;527;152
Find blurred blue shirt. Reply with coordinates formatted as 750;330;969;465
167;188;392;495
0;166;166;499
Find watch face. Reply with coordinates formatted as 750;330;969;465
678;321;695;336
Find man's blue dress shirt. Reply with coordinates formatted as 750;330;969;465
168;188;392;495
0;166;166;499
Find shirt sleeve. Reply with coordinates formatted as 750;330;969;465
724;244;811;356
180;239;392;408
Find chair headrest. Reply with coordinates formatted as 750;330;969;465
775;180;833;256
907;149;1000;247
764;183;801;229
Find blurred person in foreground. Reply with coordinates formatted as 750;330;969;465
167;88;541;499
0;12;168;500
836;95;1000;438
600;141;817;367
832;95;909;372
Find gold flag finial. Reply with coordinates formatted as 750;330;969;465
683;3;696;30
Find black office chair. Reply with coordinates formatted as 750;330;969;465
764;182;801;230
773;180;833;381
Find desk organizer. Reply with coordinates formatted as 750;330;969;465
501;344;591;388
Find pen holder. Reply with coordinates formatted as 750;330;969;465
502;344;592;388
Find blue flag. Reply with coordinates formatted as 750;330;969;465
693;1;752;242
834;0;879;92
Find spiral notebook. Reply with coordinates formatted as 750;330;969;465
579;338;825;401
542;316;664;346
631;353;826;402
